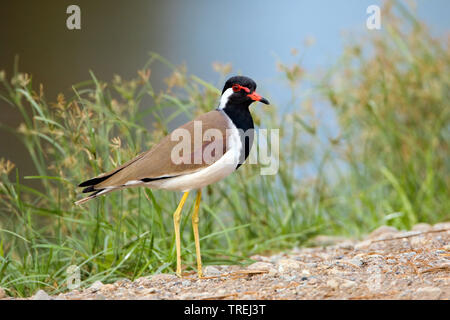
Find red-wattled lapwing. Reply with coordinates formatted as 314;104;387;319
75;76;269;277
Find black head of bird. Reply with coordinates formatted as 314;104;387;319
220;75;270;108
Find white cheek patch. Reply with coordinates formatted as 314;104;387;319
217;87;234;110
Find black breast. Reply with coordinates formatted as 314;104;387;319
220;106;254;169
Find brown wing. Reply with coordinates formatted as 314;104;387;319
84;110;231;189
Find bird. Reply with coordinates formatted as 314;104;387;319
75;75;270;277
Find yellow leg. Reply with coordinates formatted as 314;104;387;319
173;191;189;277
192;190;203;278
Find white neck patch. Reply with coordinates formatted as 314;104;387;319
217;87;234;110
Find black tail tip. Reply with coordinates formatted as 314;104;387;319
78;180;91;188
82;186;96;193
78;171;120;188
78;177;103;188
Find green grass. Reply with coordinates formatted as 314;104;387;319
0;3;449;297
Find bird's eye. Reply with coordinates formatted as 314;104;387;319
232;84;241;92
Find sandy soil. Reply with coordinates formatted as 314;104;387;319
3;222;449;300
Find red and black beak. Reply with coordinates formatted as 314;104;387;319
247;91;270;105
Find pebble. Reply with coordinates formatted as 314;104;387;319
338;242;354;250
414;287;442;300
354;240;372;250
117;278;131;286
328;267;342;275
277;259;302;273
216;265;231;272
399;289;413;298
141;287;157;295
368;225;398;239
100;284;115;292
341;280;357;289
301;269;311;276
66;290;80;296
386;259;397;264
204;266;221;276
402;231;422;238
326;279;339;290
367;254;384;260
412;223;432;232
432;222;450;230
32;290;51;300
410;236;428;247
281;275;297;282
135;277;152;286
366;272;384;293
400;252;416;259
267;268;278;277
89;281;104;292
269;254;284;264
248;261;275;273
348;257;364;267
150;274;177;282
247;261;273;270
249;255;271;262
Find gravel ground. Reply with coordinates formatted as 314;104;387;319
2;222;449;300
